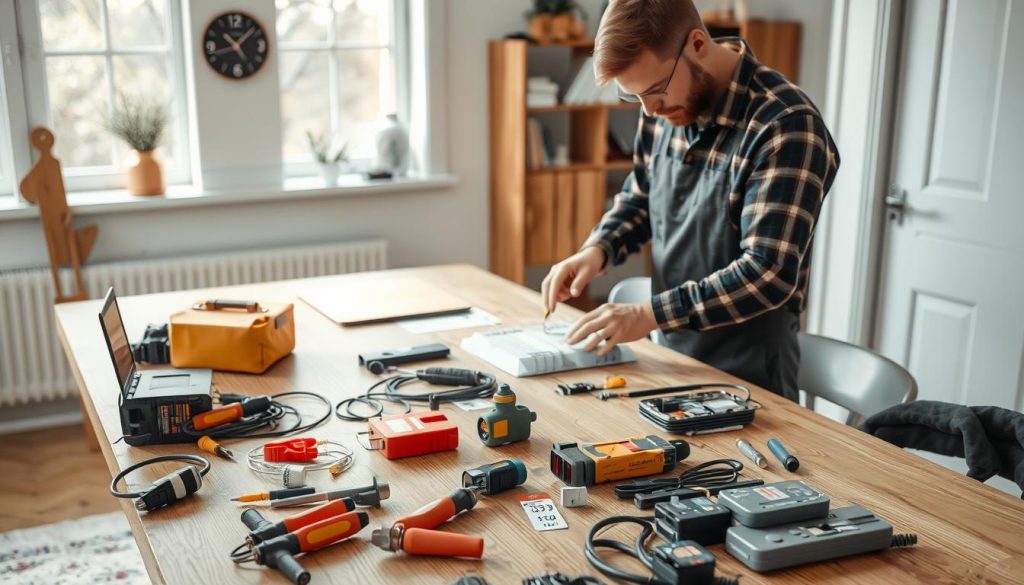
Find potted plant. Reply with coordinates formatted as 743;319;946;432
106;94;168;196
526;0;585;43
306;130;348;186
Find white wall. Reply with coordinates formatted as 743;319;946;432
0;0;832;276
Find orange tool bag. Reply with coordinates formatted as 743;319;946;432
169;299;295;374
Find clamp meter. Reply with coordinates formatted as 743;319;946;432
550;435;690;487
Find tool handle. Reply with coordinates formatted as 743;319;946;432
192;403;243;431
402;528;484;558
197;299;262;313
270;487;315;500
271;552;310;585
418;367;480;386
292;511;368;553
396;488;476;530
241;509;271;531
282;499;355;533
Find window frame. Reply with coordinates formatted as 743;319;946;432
276;0;409;178
13;0;193;194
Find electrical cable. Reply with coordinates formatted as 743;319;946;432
335;367;498;422
110;454;211;498
584;515;739;585
182;391;332;439
245;440;354;487
614;459;745;498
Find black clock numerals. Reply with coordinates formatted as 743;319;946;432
203;11;269;80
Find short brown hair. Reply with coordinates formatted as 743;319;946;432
594;0;707;85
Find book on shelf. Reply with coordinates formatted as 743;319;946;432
526;118;550;169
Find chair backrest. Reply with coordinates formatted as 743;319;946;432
608;277;666;345
798;332;918;426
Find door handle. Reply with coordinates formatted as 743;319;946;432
885;185;909;225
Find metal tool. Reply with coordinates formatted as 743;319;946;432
736;439;768;469
231;487;315;503
271;476;390;508
198;435;235;461
239;499;355;546
370;487;484;558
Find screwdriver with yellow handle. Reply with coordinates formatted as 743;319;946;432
197;435;235;461
191;395;271;431
231;486;315;503
370;487;484;558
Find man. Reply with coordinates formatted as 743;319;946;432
541;0;840;400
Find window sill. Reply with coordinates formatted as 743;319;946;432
0;173;459;222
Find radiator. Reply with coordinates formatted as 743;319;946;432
0;239;388;406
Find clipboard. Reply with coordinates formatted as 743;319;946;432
299;276;471;325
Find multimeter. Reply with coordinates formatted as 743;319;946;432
725;505;911;571
717;480;829;527
654;496;733;545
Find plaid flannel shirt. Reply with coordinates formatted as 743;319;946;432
585;39;840;333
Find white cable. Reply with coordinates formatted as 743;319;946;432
246;440;354;487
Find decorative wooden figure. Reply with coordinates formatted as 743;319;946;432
19;127;99;303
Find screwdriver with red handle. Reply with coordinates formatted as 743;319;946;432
191;395;271;431
252;511;368;585
370;487;484;558
240;498;355;546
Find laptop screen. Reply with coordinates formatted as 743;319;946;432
99;288;136;392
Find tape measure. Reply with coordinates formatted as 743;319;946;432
550;435;690;487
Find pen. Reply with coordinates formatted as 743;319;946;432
736;439;768;469
767;437;800;471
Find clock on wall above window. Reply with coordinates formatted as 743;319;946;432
202;11;269;80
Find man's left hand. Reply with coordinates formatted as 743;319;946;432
565;302;659;356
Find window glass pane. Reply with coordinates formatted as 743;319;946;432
107;0;167;48
334;48;386;160
39;0;104;50
334;0;389;44
45;56;112;168
111;55;176;165
280;50;331;160
276;0;332;44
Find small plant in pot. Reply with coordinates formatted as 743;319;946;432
307;130;348;186
527;0;585;43
106;94;168;196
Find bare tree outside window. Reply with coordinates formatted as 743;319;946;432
277;0;395;166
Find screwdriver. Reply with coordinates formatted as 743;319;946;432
240;498;356;545
231;486;315;503
191;395;271;431
198;435;235;461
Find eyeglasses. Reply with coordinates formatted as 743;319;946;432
617;35;689;104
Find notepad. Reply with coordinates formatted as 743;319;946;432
460;323;636;377
299;276;471;325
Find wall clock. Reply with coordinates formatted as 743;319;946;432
202;11;269;80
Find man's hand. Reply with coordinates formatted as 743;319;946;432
565;302;659;357
540;247;606;314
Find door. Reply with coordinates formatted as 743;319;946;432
875;0;1024;414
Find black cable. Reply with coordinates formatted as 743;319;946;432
110;454;211;498
584;515;663;585
335;368;498;422
615;459;744;498
182;391;331;439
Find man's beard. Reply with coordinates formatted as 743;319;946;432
664;57;717;126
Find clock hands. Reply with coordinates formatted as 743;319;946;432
235;27;257;47
222;33;247;62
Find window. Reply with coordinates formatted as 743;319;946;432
19;0;190;191
0;64;13;197
276;0;403;170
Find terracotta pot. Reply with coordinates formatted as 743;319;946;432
529;14;551;43
548;13;574;41
569;16;586;40
127;150;164;196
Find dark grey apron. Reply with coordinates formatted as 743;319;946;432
648;121;800;401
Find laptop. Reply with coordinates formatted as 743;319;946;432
99;287;212;410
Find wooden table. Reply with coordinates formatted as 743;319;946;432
55;264;1024;585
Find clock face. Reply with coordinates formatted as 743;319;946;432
202;11;269;80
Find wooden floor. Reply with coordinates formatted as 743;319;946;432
0;423;119;532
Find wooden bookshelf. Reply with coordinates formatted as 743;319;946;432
704;15;802;82
489;38;639;284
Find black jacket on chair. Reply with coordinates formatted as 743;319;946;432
860;400;1024;497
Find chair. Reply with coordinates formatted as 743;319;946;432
606;277;919;425
798;333;917;426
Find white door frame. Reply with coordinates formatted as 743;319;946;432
807;0;904;346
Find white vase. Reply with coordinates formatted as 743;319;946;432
375;113;409;177
318;162;339;186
